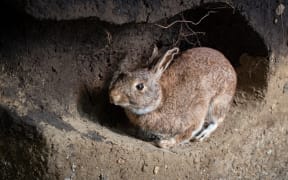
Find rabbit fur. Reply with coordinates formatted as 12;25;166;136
109;46;237;148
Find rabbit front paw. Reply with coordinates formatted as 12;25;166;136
156;138;176;148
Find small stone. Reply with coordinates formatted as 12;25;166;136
267;149;273;155
271;103;277;111
283;82;288;94
99;174;108;180
273;18;278;24
72;163;77;172
153;166;160;175
164;164;168;169
117;158;126;164
276;3;285;16
40;155;45;162
141;163;148;172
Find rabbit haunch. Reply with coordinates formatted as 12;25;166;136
109;47;237;148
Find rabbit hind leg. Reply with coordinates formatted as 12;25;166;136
156;124;199;148
194;94;232;141
194;120;218;141
157;99;210;148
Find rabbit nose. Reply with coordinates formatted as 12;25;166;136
109;90;122;104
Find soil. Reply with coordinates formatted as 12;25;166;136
0;1;288;180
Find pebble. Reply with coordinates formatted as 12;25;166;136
141;162;148;172
267;149;273;155
99;174;108;180
283;82;288;94
72;163;76;172
276;3;285;16
117;158;126;164
153;166;160;175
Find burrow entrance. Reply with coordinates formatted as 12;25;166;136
0;1;270;142
78;3;270;137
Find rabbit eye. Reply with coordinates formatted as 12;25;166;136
136;83;144;91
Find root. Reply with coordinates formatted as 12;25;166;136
154;2;235;47
154;11;215;29
105;30;113;46
154;11;216;47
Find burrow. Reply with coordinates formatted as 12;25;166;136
0;2;270;152
78;2;270;136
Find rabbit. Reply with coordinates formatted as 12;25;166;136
109;46;237;148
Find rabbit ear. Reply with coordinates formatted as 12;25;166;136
153;47;179;77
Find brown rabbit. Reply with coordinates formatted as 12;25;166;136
109;46;237;148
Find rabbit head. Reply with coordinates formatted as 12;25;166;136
109;47;179;115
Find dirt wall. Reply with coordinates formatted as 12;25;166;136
0;0;287;179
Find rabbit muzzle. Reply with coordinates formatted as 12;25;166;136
109;89;129;106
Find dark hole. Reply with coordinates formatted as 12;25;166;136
180;2;268;66
51;66;57;73
98;73;103;80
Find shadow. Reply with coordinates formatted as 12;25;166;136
0;105;50;180
77;84;141;138
77;84;163;142
179;2;269;64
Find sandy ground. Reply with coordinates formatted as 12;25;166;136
1;47;287;179
39;96;288;179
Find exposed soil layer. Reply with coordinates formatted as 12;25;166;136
0;0;288;179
